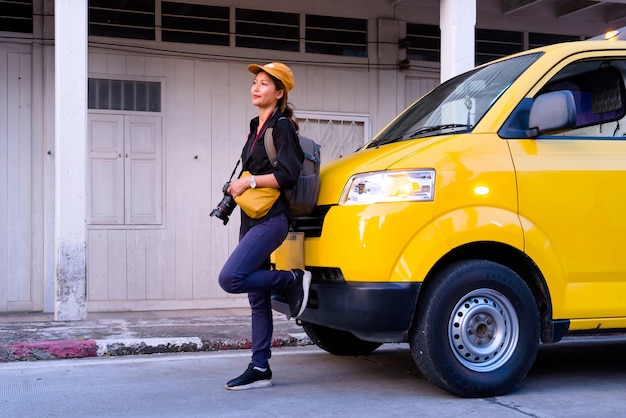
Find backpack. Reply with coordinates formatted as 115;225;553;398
264;125;321;217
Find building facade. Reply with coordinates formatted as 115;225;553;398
0;0;623;319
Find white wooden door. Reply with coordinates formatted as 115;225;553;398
125;115;162;225
87;113;162;307
88;114;124;224
88;114;162;225
0;46;41;312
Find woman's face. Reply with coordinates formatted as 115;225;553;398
251;71;284;109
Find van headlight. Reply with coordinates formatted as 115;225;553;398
339;169;435;205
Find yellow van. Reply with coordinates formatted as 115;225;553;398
273;40;626;397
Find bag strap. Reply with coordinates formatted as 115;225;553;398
264;117;287;168
264;127;278;167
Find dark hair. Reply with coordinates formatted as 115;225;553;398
266;72;299;131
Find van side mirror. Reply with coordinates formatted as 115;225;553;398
527;90;577;137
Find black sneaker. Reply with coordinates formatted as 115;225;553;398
225;363;272;390
286;269;311;318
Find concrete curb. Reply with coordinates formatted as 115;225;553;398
0;333;311;362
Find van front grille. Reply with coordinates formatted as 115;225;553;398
292;205;332;238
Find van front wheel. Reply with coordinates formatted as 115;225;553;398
410;260;540;397
302;323;382;356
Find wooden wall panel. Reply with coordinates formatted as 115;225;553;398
405;75;440;107
87;229;109;300
145;229;165;300
0;46;8;311
107;230;128;300
127;230;146;300
166;57;197;300
0;49;37;312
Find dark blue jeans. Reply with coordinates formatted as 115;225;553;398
218;211;294;368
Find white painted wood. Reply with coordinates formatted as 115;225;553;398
87;229;108;301
167;57;196;301
145;229;165;300
405;74;440;108
87;114;162;225
31;38;46;313
127;229;146;300
13;52;33;308
0;47;37;312
42;42;56;314
88;114;124;224
107;54;127;75
0;46;8;311
125;115;162;225
107;229;127;300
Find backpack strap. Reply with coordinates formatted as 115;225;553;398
264;117;287;168
264;127;277;167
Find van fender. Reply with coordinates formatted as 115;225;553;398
518;215;566;318
389;207;524;283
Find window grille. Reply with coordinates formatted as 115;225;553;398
88;0;155;40
406;23;440;62
235;8;299;52
0;0;32;33
161;2;229;46
529;32;581;49
305;15;367;57
88;79;161;112
476;28;523;65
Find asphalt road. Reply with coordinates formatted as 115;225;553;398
1;337;625;417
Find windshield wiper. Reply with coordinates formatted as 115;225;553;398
367;134;404;148
405;123;471;138
367;123;471;148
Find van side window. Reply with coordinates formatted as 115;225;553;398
539;62;626;137
499;59;626;139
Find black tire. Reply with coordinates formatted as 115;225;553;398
410;260;540;398
302;323;382;356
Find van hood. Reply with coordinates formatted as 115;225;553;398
318;136;448;205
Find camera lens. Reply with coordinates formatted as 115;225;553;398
210;194;237;225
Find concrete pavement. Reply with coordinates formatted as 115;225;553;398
0;309;310;362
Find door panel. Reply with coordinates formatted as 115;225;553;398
88;114;124;224
510;139;626;319
0;47;39;312
508;57;626;320
125;115;162;225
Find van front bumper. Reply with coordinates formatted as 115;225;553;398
272;278;421;342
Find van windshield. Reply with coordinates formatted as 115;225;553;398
366;52;542;148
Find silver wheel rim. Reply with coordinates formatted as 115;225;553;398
448;288;519;372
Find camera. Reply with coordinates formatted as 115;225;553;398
210;182;237;225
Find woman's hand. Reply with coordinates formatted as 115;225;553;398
227;177;251;198
227;173;280;197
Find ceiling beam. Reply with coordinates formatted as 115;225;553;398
605;4;626;23
503;0;542;14
557;0;602;17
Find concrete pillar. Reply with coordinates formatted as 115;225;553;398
440;0;476;82
54;0;87;320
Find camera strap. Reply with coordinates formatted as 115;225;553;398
228;158;242;181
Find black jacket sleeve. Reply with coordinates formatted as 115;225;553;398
271;117;304;190
242;112;303;190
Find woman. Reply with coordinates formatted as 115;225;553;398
218;62;311;390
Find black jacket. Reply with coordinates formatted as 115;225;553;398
240;110;304;229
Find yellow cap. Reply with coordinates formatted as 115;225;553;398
248;62;295;92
